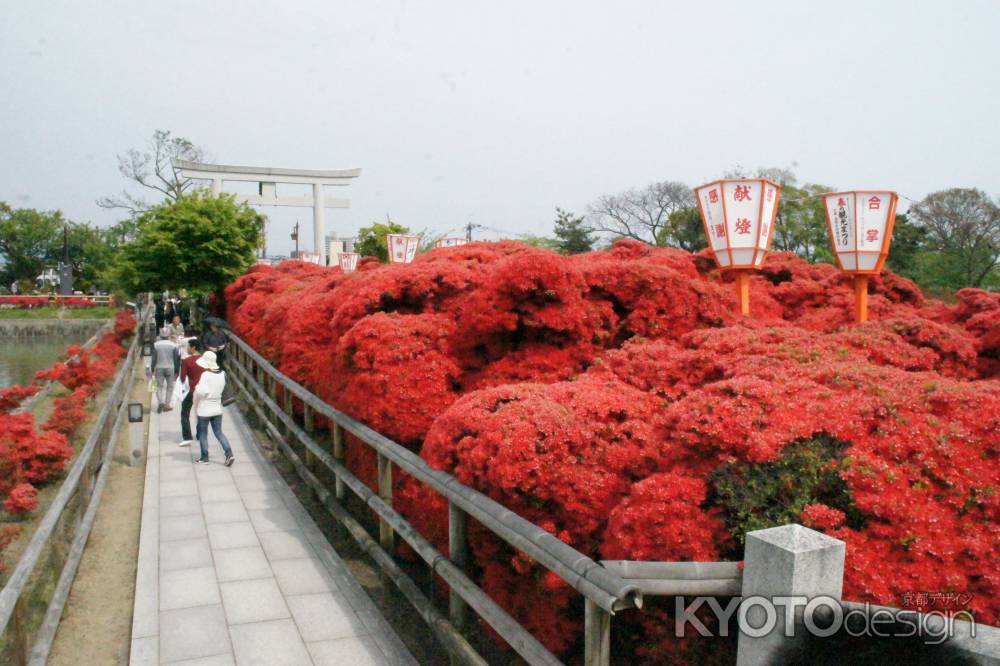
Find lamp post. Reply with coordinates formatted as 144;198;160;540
386;234;421;264
694;178;782;315
821;191;899;323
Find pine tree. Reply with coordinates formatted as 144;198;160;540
553;208;595;254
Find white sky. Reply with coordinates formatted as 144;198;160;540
2;1;999;255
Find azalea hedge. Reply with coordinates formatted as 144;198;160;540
0;311;134;565
0;296;105;309
225;241;999;661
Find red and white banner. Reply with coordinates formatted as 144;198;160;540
694;178;781;269
338;252;359;273
387;234;420;264
435;237;468;248
822;191;898;274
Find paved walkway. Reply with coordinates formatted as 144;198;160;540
129;395;417;665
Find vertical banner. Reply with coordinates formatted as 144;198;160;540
387;234;421;264
338;252;359;273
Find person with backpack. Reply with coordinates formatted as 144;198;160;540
192;351;234;466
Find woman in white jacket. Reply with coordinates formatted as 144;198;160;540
192;351;235;466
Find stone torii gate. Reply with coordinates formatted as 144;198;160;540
172;159;361;265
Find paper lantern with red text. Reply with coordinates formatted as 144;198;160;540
387;234;421;264
822;191;898;274
694;178;782;269
338;252;359;273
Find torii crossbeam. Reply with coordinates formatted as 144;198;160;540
172;159;362;265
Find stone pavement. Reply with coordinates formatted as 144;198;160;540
129;395;417;665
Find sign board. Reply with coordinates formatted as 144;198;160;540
435;237;468;248
822;191;898;274
338;252;359;273
694;178;781;269
387;234;420;264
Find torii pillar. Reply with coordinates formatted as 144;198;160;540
173;159;361;265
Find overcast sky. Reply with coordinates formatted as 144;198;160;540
3;1;999;255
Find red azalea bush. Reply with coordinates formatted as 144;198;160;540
225;242;1000;660
0;310;134;518
3;483;39;514
0;296;102;309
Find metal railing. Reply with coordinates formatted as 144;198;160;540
0;306;146;665
226;332;642;666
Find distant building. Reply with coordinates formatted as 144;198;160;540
326;236;357;265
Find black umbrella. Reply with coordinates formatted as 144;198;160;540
204;315;231;329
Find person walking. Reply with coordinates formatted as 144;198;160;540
177;338;204;447
192;351;234;466
152;327;180;413
202;321;228;369
167;314;185;341
154;297;165;331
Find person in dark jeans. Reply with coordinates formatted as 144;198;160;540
177;339;204;447
192;351;234;466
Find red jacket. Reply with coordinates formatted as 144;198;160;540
179;354;206;393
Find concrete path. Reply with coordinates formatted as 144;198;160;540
129;395;417;665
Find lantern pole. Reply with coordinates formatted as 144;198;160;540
735;270;750;316
854;275;869;323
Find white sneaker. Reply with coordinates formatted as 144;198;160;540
178;440;193;447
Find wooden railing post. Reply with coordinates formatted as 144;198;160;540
302;404;316;472
376;453;393;550
448;502;468;630
10;594;29;665
332;423;345;500
584;599;611;666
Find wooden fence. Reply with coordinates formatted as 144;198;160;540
0;305;145;665
226;333;642;666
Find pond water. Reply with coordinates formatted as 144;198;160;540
0;336;84;388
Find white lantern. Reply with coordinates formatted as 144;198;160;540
338;252;359;273
822;191;898;274
435;237;468;248
386;234;421;264
694;178;782;269
297;251;322;265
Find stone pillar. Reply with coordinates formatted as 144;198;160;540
313;183;325;265
736;524;845;666
211;178;222;195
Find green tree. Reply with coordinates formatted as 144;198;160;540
654;207;707;252
909;188;1000;288
0;203;66;286
884;213;926;279
521;235;562;251
552;208;595;254
110;192;264;295
355;221;411;262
